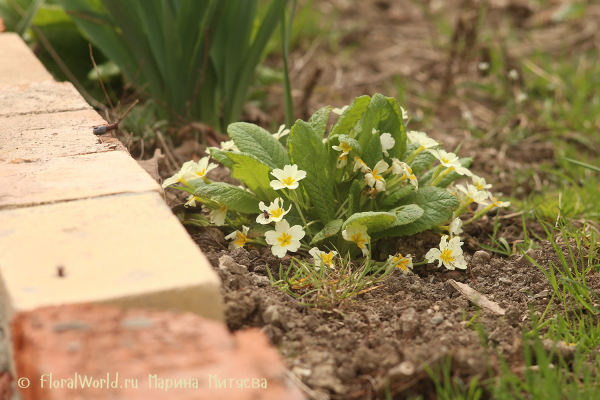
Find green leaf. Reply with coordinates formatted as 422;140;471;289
403;143;437;176
310;219;343;246
342;211;397;233
347;180;362;218
381;185;416;207
362;133;384;168
389;204;424;225
228;122;290;169
420;157;473;187
208;148;234;169
356;94;403;165
225;152;278;202
329;95;371;138
376;186;459;237
247;224;272;238
193;182;261;214
385;97;408;160
288;120;337;224
308;106;331;138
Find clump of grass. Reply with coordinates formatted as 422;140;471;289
267;252;396;309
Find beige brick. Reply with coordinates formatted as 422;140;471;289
0;81;91;117
13;305;305;400
0;110;111;162
0;192;223;321
0;151;160;209
0;33;54;86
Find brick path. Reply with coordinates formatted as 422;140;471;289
0;33;305;400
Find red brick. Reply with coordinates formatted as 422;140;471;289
13;304;306;400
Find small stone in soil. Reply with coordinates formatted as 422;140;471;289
534;289;549;299
409;283;422;293
517;248;538;266
471;250;490;267
499;277;513;285
431;314;444;325
219;255;248;275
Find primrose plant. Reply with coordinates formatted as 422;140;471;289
163;94;509;272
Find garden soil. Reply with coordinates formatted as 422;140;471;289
189;211;599;399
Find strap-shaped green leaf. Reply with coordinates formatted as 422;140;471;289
342;211;397;233
225;152;278;202
193;182;261;214
310;219;343;246
228;122;290;169
308;106;331;138
288;120;336;224
375;186;459;237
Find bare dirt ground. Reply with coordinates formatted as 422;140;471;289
189;217;596;399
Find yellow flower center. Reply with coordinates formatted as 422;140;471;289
339;142;352;153
351;233;367;249
442;158;450;164
235;232;247;247
475;183;483;190
196;169;206;177
271;208;284;218
440;248;454;265
219;205;227;213
321;252;334;266
278;232;292;247
282;176;296;186
373;170;384;181
393;256;410;271
338;153;347;161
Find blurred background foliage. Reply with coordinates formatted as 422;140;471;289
0;0;297;133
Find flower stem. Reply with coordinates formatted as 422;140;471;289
429;168;454;186
453;199;473;219
289;189;313;241
403;147;423;165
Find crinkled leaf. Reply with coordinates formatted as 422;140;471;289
371;205;424;240
420;157;473;187
362;133;384;168
375;186;459;237
308;106;331;138
356;94;403;167
228;122;289;169
329;95;371;139
208;148;234;169
342;211;397;233
225;152;278;202
402;143;437;176
381;185;416;207
385;97;407;160
288;120;337;224
347;180;362;219
310;219;343;246
193;182;261;214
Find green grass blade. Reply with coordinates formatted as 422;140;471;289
15;0;45;36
